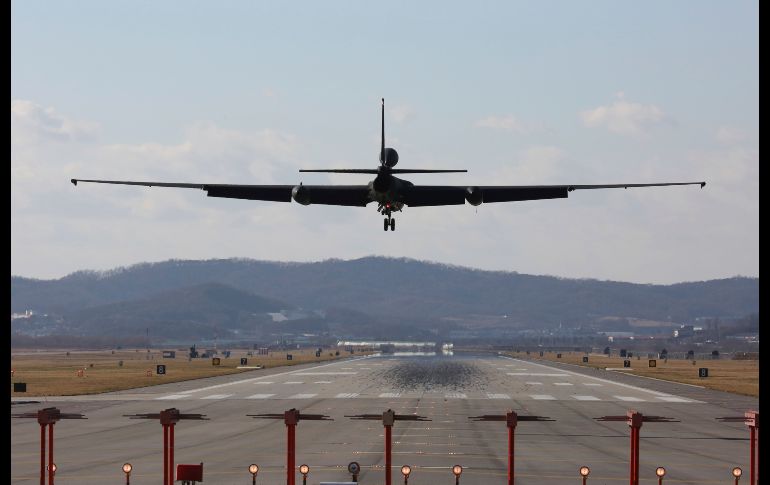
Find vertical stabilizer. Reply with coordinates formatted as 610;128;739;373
380;98;385;164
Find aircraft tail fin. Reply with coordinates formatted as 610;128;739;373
380;98;385;165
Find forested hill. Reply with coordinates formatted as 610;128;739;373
12;257;758;327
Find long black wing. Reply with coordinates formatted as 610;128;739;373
402;182;705;207
71;179;372;207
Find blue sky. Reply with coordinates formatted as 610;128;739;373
11;1;758;283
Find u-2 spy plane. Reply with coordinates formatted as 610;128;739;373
72;99;705;231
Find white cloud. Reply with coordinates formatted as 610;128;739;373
581;98;668;135
715;126;748;145
475;115;533;134
389;104;414;123
11;99;99;142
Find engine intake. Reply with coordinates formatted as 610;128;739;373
292;184;311;205
465;186;483;206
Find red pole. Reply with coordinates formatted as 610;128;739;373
634;426;640;485
750;426;755;485
385;424;392;485
169;424;175;485
40;424;46;485
48;423;54;485
287;422;296;485
628;426;635;485
508;424;515;485
163;424;169;485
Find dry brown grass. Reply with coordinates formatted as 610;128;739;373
10;347;366;397
507;351;759;397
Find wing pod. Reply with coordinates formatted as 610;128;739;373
292;184;311;205
465;186;483;206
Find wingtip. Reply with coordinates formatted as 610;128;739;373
700;182;706;188
71;179;78;186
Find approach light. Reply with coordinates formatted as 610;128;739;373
122;463;133;474
732;467;742;478
249;464;259;475
401;465;411;477
656;467;666;477
452;465;463;476
579;466;590;477
299;464;309;475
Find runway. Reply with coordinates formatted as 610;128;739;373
11;353;757;484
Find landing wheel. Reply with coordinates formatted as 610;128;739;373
384;218;390;231
390;218;396;231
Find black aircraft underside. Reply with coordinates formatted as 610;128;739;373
71;99;706;231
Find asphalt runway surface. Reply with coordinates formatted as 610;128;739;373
11;353;758;484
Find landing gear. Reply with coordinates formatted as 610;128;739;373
378;202;400;231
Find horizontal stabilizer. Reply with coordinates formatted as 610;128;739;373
299;169;467;174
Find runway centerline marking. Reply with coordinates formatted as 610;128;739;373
553;382;574;386
156;394;188;400
487;393;510;399
525;382;543;385
292;372;358;375
283;381;303;384
530;395;556;400
246;394;275;399
314;381;333;384
335;393;360;398
614;396;645;402
379;392;401;398
201;394;232;400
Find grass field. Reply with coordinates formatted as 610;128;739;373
10;347;367;397
507;351;759;397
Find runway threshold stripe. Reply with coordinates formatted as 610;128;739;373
487;393;510;399
508;373;569;377
656;396;695;402
156;394;188;400
288;393;317;399
572;395;601;401
200;394;232;400
553;383;574;386
334;393;360;398
379;392;401;398
530;395;556;400
445;392;467;399
614;396;645;402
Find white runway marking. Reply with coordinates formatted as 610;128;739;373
583;383;602;386
508;373;569;377
288;393;317;399
253;382;273;385
531;395;557;400
526;381;543;385
487;393;510;399
156;394;188;400
314;381;333;384
656;396;694;403
201;394;232;400
283;381;303;384
246;394;275;399
293;372;357;375
553;382;574;386
445;392;467;399
379;392;401;398
335;393;359;398
341;367;354;370
572;395;601;401
614;396;645;402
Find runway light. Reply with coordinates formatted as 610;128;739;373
401;464;412;484
452;464;463;485
299;464;310;485
656;466;666;484
122;462;132;484
579;465;590;484
732;466;742;484
47;463;57;473
249;463;259;485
